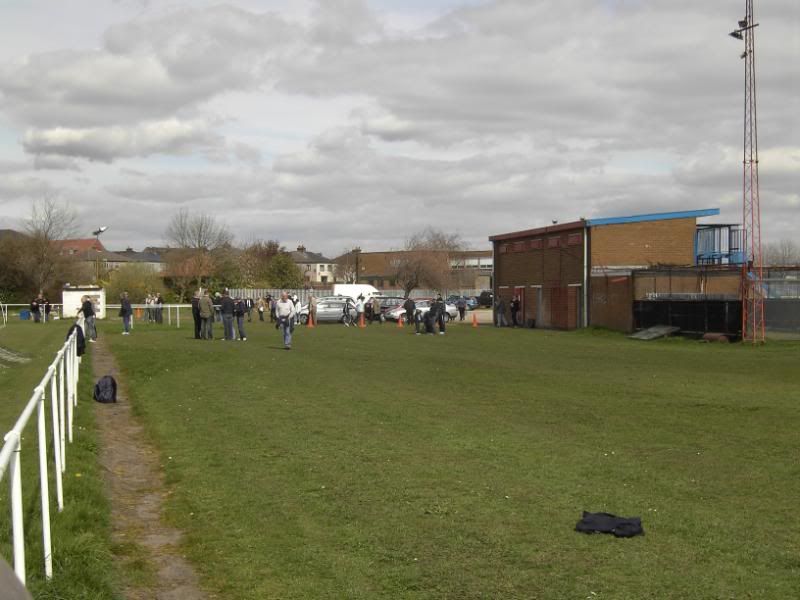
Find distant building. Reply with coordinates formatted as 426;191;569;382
332;249;493;290
289;245;337;284
57;238;106;255
489;208;730;331
112;248;165;272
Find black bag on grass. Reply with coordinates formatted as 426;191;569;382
93;375;117;404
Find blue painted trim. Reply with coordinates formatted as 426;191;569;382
587;208;720;227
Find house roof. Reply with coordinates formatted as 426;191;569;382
0;228;27;241
58;238;106;253
489;208;722;241
290;250;334;264
113;249;164;263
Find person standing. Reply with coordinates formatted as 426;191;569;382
456;297;467;321
433;295;447;335
213;292;222;322
155;293;164;324
30;294;42;323
403;297;416;326
355;294;365;326
370;296;382;324
79;295;97;342
221;290;235;340
234;296;247;341
510;296;521;327
42;296;51;322
191;292;202;339
275;291;296;349
245;297;253;322
495;297;508;327
257;297;266;321
308;295;318;325
267;294;276;322
198;290;214;340
120;292;133;334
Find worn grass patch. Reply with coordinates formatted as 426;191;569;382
101;319;800;599
0;320;120;599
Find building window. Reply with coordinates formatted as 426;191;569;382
567;233;582;246
321;276;328;283
529;239;543;250
547;237;560;248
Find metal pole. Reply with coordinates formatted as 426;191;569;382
67;344;74;444
37;392;53;579
168;305;172;326
7;433;26;584
59;347;67;470
50;363;64;510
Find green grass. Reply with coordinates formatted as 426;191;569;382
0;320;120;599
99;318;800;599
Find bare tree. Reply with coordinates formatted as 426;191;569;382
164;209;233;290
165;209;233;251
393;228;464;297
18;197;79;294
763;239;800;266
334;248;359;283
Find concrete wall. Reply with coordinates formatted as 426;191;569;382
590;218;696;268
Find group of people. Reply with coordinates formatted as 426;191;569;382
403;296;449;335
144;293;164;323
29;293;52;322
494;296;522;327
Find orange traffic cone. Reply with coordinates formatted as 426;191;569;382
472;312;478;328
359;313;366;328
397;314;404;328
307;313;315;328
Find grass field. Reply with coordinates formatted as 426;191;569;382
0;320;119;599
96;318;800;599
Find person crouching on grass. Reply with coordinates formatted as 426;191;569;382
275;291;296;350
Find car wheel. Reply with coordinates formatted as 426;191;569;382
300;314;309;325
445;313;452;322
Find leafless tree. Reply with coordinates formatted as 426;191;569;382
393;228;464;297
335;248;359;283
165;209;233;251
763;239;800;266
18;197;79;294
164;209;233;291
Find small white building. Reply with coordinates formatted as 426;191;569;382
62;285;106;319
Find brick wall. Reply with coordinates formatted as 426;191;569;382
493;227;584;328
590;218;696;267
590;275;634;332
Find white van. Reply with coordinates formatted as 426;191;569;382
331;284;381;300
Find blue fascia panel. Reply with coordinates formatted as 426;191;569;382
587;208;720;227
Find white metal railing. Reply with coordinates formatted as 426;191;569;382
105;304;188;328
0;304;64;323
0;317;82;586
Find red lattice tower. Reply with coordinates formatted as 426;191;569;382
730;1;765;343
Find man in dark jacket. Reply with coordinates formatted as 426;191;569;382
220;290;235;340
30;294;43;322
191;292;202;339
431;296;447;335
80;295;97;342
403;297;416;325
120;292;133;334
155;293;164;324
510;296;521;327
233;297;247;341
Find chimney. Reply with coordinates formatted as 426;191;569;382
297;244;306;253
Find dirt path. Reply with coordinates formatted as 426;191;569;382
90;337;210;600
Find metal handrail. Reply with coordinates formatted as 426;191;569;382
0;317;82;586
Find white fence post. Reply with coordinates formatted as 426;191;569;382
7;433;25;583
37;389;53;579
50;362;64;511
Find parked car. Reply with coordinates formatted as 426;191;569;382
385;299;458;321
298;299;356;324
446;295;479;310
477;290;494;307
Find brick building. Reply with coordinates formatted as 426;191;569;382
489;208;723;330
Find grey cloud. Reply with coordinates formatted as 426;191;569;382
22;118;221;162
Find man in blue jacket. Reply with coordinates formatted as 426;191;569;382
220;290;235;340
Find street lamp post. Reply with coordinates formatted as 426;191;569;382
353;246;361;284
91;226;108;283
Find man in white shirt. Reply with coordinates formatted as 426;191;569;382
275;291;296;350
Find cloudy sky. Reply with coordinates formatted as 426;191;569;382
0;0;797;255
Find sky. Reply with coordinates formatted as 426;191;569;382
0;0;797;256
